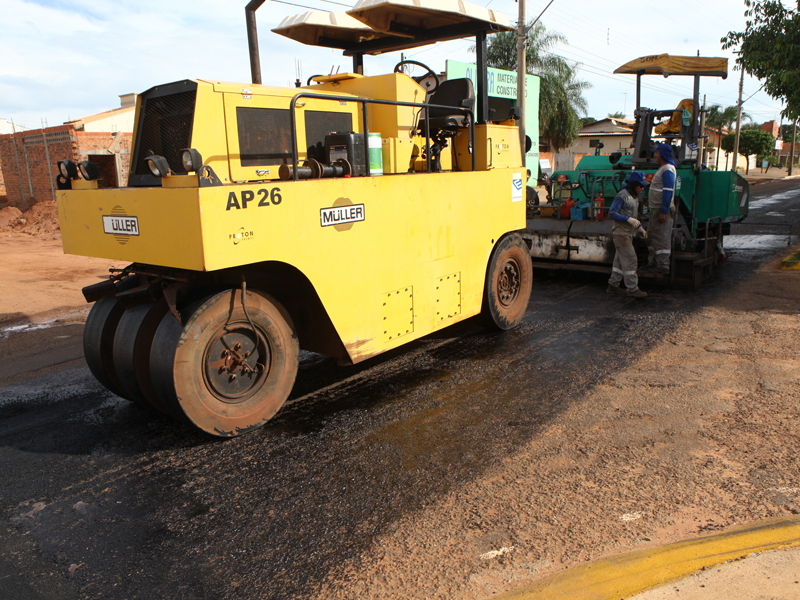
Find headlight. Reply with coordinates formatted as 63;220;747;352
78;160;99;181
180;148;203;173
58;160;78;179
145;155;170;178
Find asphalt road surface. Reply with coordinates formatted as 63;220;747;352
1;178;798;600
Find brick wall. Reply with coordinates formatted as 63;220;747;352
762;120;779;138
0;126;132;207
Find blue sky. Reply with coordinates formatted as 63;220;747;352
0;0;790;130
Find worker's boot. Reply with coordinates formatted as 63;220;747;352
627;288;648;298
607;284;626;295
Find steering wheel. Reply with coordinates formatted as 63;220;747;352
393;60;439;93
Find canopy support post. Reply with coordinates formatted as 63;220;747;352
475;30;489;124
352;53;363;75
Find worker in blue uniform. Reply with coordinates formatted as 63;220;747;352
647;143;678;274
607;171;649;298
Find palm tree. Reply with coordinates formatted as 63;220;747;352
706;104;751;132
706;105;751;169
479;22;591;152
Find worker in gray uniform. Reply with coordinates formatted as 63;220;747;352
607;171;649;298
647;143;678;274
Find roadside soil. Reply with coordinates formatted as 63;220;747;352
0;229;126;328
632;546;800;600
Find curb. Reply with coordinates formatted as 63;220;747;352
781;248;800;270
493;515;800;600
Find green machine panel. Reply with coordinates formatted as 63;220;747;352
696;171;749;223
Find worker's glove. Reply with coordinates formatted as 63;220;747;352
627;217;641;228
637;226;648;239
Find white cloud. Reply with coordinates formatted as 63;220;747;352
0;0;787;129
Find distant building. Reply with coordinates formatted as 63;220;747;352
572;117;635;155
0;119;29;196
0;95;136;207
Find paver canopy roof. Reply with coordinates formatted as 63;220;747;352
614;54;728;78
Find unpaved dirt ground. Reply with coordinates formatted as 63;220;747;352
633;546;800;599
1;183;799;600
0;229;126;327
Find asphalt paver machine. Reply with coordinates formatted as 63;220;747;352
55;0;534;436
524;54;750;287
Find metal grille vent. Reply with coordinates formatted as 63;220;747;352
134;89;196;176
237;107;293;167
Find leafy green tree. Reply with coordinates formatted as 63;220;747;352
580;117;597;127
722;1;800;120
741;121;763;131
721;129;775;173
481;22;591;151
780;124;797;140
608;111;626;119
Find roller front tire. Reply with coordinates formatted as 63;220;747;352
150;289;299;437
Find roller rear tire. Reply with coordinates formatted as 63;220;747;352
483;235;532;330
113;300;170;413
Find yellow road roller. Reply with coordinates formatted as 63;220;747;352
56;0;533;436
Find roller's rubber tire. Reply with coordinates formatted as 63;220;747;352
113;300;170;413
84;297;131;399
83;275;141;399
482;235;533;330
149;289;299;437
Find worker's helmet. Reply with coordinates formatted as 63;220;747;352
626;171;650;187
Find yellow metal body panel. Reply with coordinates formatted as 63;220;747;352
381;137;414;174
58;187;206;271
435;272;461;325
309;73;426;139
59;169;524;362
455;124;522;171
71;180;98;190
383;286;414;342
161;175;197;188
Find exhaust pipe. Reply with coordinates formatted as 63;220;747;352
246;0;266;85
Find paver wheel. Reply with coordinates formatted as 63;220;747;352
149;289;299;437
113;300;170;413
483;234;532;330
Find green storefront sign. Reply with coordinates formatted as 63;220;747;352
445;60;540;175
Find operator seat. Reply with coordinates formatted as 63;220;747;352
417;78;475;171
418;78;475;133
655;98;693;135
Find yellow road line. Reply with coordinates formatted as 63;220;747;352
781;248;800;270
495;515;800;600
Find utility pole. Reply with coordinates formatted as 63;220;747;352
517;0;526;165
517;0;556;171
790;120;797;176
732;63;745;171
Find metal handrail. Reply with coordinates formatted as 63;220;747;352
288;91;476;181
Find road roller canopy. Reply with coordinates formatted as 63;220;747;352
272;0;512;55
614;54;728;79
271;11;391;47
